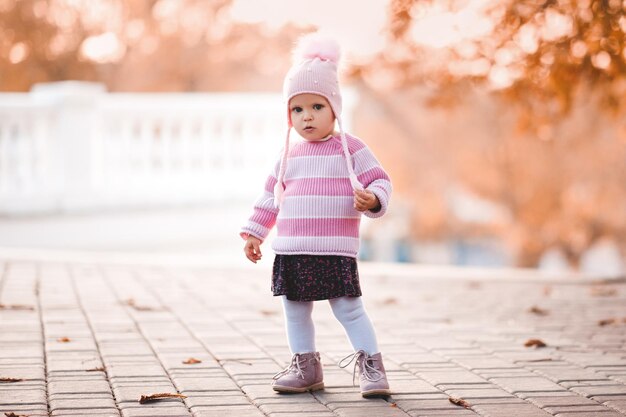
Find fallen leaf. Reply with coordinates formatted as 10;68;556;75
528;306;549;316
139;393;187;404
0;377;23;383
390;402;398;407
590;287;618;297
259;309;278;316
86;367;105;372
524;339;547;348
599;318;618;326
449;397;471;408
467;281;481;289
57;337;71;343
123;298;158;311
183;358;202;364
382;297;398;305
0;304;34;311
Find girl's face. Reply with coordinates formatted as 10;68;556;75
289;93;336;141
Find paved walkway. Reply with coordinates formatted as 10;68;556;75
1;252;625;417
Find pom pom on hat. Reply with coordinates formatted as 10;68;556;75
292;33;341;64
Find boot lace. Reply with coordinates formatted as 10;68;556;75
273;353;308;380
338;350;383;386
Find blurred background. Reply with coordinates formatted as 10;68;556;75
0;0;624;276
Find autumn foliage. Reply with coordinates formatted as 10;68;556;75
0;0;296;92
355;0;626;267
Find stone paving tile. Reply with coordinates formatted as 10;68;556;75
0;387;47;406
266;413;335;417
448;356;522;371
553;413;625;417
524;392;610;409
120;407;190;417
471;402;554;416
259;402;335;414
48;377;112;395
314;391;376;406
185;394;251;407
415;369;490;386
191;405;266;416
1;255;626;416
549;405;623;414
530;364;612;383
570;384;626;398
50;412;120;416
49;395;117;410
0;365;45;381
604;399;626;413
407;411;478;417
442;386;518;400
173;375;242;392
331;403;409;417
607;374;626;385
0;405;49;416
488;376;569;394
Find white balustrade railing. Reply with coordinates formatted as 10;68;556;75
0;81;355;214
0;95;55;211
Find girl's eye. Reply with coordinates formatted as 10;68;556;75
292;106;302;113
313;104;324;110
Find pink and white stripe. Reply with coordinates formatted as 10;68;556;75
279;196;358;219
241;133;391;258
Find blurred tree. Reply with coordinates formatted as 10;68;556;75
0;0;299;92
355;0;626;268
0;0;98;90
383;0;626;117
103;0;299;92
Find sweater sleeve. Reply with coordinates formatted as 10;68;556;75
352;145;392;219
240;159;280;242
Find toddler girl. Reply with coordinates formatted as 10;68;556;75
240;33;392;397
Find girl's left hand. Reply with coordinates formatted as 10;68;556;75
353;189;380;212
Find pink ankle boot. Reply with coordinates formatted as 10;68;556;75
339;350;391;397
272;351;324;393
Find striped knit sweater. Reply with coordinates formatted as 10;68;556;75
240;133;392;258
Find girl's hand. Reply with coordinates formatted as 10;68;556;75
353;189;380;212
244;236;263;263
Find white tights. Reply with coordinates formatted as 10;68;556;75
281;296;379;355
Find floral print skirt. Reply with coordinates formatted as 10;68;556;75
272;254;362;301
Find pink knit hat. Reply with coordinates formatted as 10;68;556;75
274;33;363;208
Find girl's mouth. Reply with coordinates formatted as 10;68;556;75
304;126;315;132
